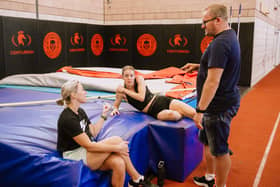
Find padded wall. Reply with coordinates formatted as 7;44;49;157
131;24;200;70
87;24;106;67
0;16;254;86
66;23;87;67
2;17;37;76
104;25;133;68
232;23;254;86
0;17;4;79
37;20;66;73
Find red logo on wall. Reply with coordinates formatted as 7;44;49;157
12;30;31;47
69;32;85;52
71;32;84;46
43;32;62;59
167;34;190;54
91;34;104;56
137;34;157;56
109;34;128;52
200;36;214;54
10;30;34;55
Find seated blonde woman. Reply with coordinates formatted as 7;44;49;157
111;65;195;121
56;80;144;187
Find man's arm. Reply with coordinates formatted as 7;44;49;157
197;67;224;110
193;67;224;129
181;63;200;72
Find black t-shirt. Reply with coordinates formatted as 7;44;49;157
57;107;92;153
197;29;241;113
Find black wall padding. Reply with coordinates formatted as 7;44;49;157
0;16;254;86
0;17;5;79
132;25;198;70
131;25;165;69
2;17;37;76
87;24;106;67
66;23;87;67
162;24;201;67
232;23;254;86
37;20;66;73
104;25;133;68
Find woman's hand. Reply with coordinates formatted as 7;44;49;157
110;107;120;116
117;141;129;156
102;103;111;116
116;85;125;94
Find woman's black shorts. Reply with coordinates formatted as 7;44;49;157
147;95;173;118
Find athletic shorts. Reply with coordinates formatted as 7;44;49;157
147;95;173;118
198;105;239;156
63;146;87;165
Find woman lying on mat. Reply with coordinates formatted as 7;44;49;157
111;65;195;121
56;80;144;187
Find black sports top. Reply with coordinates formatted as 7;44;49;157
125;80;154;111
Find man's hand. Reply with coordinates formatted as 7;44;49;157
181;63;200;73
193;112;204;129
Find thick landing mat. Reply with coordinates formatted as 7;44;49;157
0;87;202;186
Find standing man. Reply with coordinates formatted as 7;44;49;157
181;4;240;187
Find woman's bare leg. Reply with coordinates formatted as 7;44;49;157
94;136;142;180
87;151;111;170
118;153;141;181
86;136;123;170
157;109;182;121
169;100;195;119
99;154;126;187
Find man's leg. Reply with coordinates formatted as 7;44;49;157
215;153;231;187
193;145;216;187
205;145;215;175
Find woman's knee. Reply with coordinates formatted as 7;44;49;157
169;111;182;120
110;136;123;142
109;155;126;172
170;100;195;118
158;110;182;121
103;136;123;144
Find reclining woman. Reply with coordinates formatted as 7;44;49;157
56;80;144;187
111;65;195;121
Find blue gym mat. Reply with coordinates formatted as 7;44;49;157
0;86;202;186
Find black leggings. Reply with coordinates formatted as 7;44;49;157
147;95;172;118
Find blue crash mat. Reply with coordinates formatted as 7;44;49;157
0;87;202;186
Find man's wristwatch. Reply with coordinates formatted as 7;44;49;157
196;107;206;113
100;114;107;121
